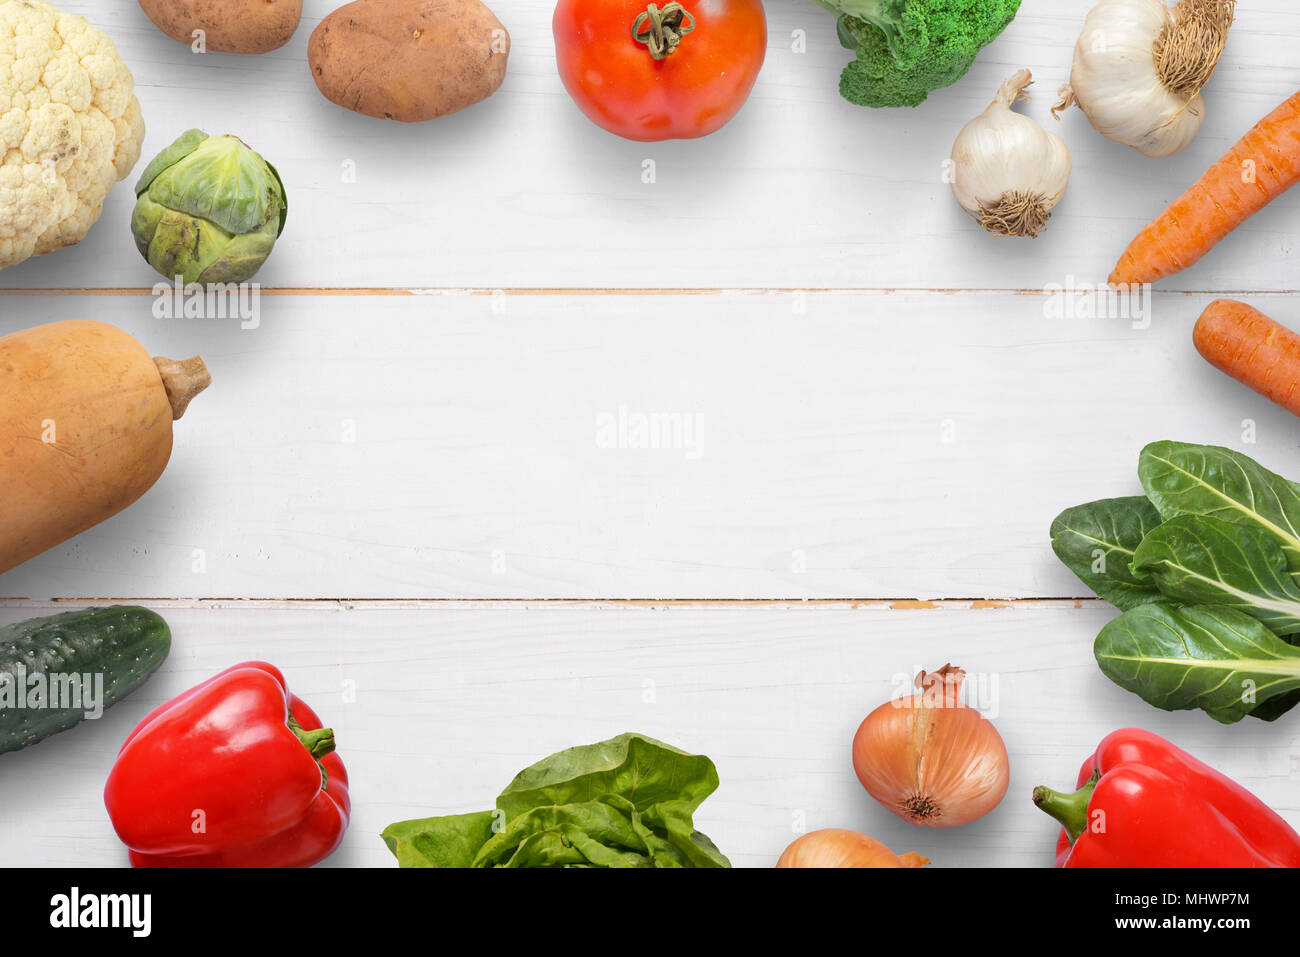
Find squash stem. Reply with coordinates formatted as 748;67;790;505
153;355;212;420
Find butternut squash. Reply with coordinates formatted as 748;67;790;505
0;321;211;575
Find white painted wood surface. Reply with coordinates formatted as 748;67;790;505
1;1;1299;868
4;291;1300;600
2;600;1297;869
0;0;1296;291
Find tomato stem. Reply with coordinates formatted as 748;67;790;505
633;2;695;60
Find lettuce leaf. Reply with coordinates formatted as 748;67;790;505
381;733;730;868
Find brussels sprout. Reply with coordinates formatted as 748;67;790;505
131;130;287;285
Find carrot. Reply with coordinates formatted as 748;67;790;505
1193;299;1300;416
1110;92;1300;287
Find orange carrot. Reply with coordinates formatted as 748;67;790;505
1110;92;1300;287
1193;299;1300;416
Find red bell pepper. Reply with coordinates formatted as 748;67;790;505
104;662;349;868
1035;728;1300;868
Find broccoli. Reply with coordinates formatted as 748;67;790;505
811;0;1023;109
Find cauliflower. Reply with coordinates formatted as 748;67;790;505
0;0;144;270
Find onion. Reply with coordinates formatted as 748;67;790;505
852;664;1009;827
776;829;928;868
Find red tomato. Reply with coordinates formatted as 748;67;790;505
553;0;767;142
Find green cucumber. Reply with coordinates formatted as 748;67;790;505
0;606;171;754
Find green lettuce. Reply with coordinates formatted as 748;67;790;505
382;733;730;868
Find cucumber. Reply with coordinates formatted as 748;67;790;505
0;606;171;754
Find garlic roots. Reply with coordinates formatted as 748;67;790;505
1054;0;1236;158
950;69;1072;238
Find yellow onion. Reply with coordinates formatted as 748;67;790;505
852;664;1009;827
776;829;929;868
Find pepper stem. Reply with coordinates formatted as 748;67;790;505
293;722;336;760
288;712;336;790
1033;770;1100;845
633;3;695;60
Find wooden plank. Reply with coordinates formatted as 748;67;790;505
0;1;1296;291
1;599;1295;868
4;290;1300;600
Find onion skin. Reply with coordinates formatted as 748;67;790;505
776;829;928;868
851;665;1010;828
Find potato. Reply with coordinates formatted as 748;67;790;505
138;0;303;54
308;0;510;122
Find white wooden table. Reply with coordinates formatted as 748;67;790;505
1;0;1298;868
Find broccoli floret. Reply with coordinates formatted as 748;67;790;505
812;0;1023;108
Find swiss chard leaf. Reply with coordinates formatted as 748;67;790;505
1133;515;1300;636
1245;688;1300;722
1094;603;1300;724
1138;441;1300;574
1050;496;1165;609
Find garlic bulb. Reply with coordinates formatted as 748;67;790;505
1054;0;1236;158
949;69;1072;238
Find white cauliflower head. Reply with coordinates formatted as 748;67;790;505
0;0;144;270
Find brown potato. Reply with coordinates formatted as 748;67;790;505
308;0;510;122
138;0;303;54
